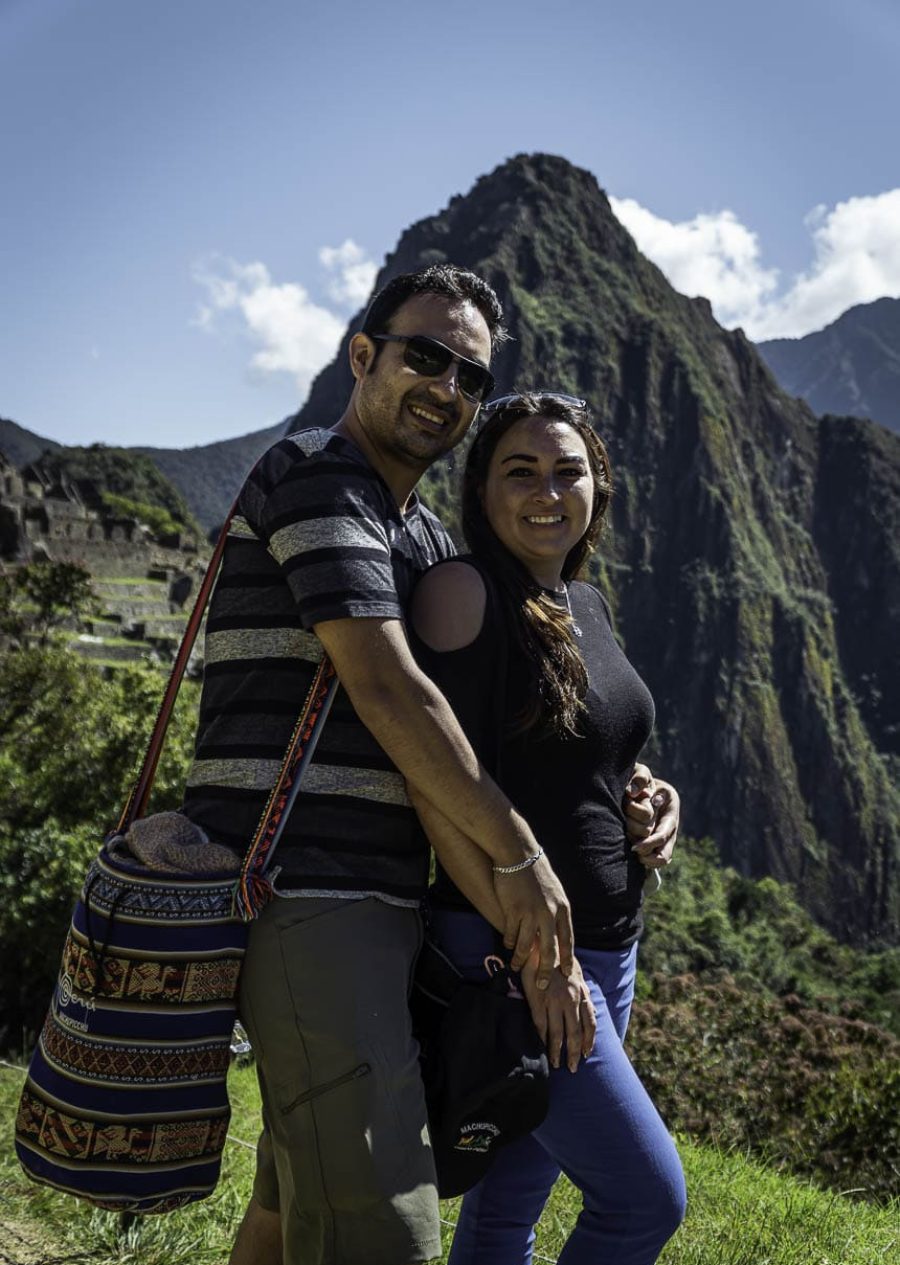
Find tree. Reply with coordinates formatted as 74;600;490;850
0;642;199;1047
0;559;99;644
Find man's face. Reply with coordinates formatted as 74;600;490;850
353;294;493;475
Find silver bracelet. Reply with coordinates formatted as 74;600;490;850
492;847;544;875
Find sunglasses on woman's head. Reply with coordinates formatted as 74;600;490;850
371;333;495;402
482;392;588;415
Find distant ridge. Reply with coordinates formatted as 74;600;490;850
0;416;61;468
758;297;900;435
0;417;285;533
134;421;285;532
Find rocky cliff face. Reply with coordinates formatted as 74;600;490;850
812;415;900;763
758;298;900;436
287;153;900;947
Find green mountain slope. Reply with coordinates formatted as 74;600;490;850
0;416;61;467
287;152;900;946
134;421;286;532
26;445;201;536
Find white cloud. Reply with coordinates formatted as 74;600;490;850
319;239;378;308
764;191;900;339
192;255;346;394
609;190;900;340
610;198;779;333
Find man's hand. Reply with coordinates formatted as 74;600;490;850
625;763;680;869
520;949;596;1073
493;857;574;987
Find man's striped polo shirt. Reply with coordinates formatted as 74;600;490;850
181;428;454;905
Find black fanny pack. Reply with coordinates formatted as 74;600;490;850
411;935;550;1198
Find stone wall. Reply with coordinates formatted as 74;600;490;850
0;450;205;578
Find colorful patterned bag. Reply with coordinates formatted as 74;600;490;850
15;512;337;1214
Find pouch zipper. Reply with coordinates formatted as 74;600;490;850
281;1061;371;1115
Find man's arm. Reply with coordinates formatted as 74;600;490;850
313;614;574;980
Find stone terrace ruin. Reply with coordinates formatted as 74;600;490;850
1;450;209;665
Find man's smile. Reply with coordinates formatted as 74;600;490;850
408;402;455;431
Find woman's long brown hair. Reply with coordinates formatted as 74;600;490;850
462;393;613;737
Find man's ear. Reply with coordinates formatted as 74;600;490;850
349;333;374;383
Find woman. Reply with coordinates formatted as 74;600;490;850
408;392;686;1265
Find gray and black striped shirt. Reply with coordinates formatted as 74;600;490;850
182;428;454;904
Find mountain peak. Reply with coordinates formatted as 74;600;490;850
377;151;640;299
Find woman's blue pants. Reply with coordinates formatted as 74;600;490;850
430;909;686;1265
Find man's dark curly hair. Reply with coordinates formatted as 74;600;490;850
360;264;507;353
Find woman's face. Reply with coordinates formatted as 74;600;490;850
481;415;595;587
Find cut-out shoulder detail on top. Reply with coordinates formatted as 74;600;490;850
410;560;488;652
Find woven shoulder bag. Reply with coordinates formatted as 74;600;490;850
15;507;337;1214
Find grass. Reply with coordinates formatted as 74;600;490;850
2;1063;897;1265
549;1153;900;1265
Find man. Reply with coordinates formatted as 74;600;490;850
182;265;676;1265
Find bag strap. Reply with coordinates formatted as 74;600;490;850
115;504;240;836
113;495;339;921
233;655;336;920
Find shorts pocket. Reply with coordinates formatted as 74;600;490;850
297;1043;428;1212
280;1062;371;1116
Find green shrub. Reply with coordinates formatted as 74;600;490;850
42;444;200;535
0;820;97;1053
0;645;198;1047
629;974;900;1201
0;645;196;832
640;838;900;1035
101;491;183;540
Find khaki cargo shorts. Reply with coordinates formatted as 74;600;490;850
238;895;441;1265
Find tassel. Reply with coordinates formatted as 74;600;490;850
232;873;274;922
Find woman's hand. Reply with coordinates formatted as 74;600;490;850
625;764;680;870
520;947;596;1073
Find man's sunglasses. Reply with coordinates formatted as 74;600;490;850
482;392;587;414
371;333;495;403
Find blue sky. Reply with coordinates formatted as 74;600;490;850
2;0;899;448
